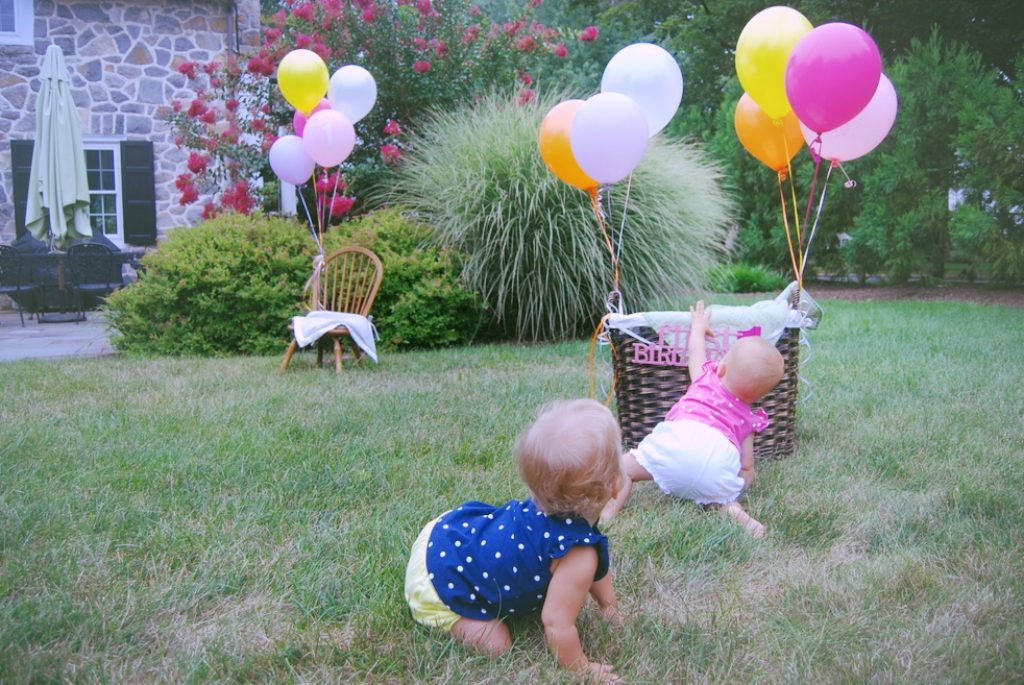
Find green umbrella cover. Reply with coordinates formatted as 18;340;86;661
25;44;92;250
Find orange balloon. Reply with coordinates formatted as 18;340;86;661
734;92;805;173
538;100;597;191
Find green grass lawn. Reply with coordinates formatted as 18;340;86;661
2;298;1022;683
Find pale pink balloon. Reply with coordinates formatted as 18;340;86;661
569;92;649;185
301;109;355;167
292;98;331;137
269;135;315;185
802;74;897;162
785;23;882;134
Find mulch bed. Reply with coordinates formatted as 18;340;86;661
802;281;1024;307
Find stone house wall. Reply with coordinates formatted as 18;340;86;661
0;0;261;245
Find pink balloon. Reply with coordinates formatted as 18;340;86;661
801;74;897;163
569;92;649;185
301;109;355;167
269;135;315;185
785;23;882;134
293;98;331;137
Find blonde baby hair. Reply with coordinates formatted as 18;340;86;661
720;336;785;403
515;399;623;519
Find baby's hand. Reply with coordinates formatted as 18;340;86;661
689;300;714;336
584;662;623;684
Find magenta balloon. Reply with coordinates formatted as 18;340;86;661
301;109;356;167
569;92;649;185
785;23;882;134
293;98;330;137
269;135;315;185
801;74;897;162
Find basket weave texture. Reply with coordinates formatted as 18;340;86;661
610;325;800;460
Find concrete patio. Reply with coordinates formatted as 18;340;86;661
0;309;115;361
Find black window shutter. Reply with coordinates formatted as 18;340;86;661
10;139;34;238
120;140;157;246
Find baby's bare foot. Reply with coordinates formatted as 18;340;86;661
723;501;766;538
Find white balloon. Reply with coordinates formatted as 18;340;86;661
601;43;683;137
269;135;315;185
570;92;649;185
328;65;377;123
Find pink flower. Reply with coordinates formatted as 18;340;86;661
518;88;536;105
225;98;240;112
519;73;533;86
415;0;436;17
172;100;183;113
463;25;480;43
380;144;402;163
469;4;482;16
383;119;402;136
246;55;275;76
292;2;315;22
271;9;287;27
202;61;219;75
504;20;525;37
361;7;376;22
515;35;537;51
187;98;208;118
201;202;219;220
528;0;543;6
221;180;256;214
329;196;356;217
412;37;428;50
177;61;197;79
200;109;217;124
578;25;599;42
413;60;432;73
295;33;314;49
187;152;210;174
264;27;282;41
552;42;568;58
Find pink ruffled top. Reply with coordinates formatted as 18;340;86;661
665;361;771;451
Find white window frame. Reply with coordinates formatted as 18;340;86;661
0;0;33;46
82;138;124;248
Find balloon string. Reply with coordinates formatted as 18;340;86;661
588;187;619;291
777;173;801;286
800;162;834;277
587;313;614;403
802;150;822;251
782;131;803;253
296;185;322;255
616;173;633;269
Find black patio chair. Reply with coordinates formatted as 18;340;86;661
0;244;40;326
65;243;124;322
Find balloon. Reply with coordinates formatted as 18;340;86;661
301;110;356;167
785;23;882;134
735;7;813;120
328;65;377;124
293;98;331;137
801;74;897;162
277;49;329;115
734;92;805;173
538;100;598;191
269;135;316;185
600;43;683;137
570;93;649;185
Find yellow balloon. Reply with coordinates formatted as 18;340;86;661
735;7;813;120
538;100;597;191
277;49;329;115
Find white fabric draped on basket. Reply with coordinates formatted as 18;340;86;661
291;311;379;362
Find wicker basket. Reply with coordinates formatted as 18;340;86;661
609;323;800;460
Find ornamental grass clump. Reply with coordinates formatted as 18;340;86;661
389;91;734;341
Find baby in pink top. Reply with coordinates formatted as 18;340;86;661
601;301;785;537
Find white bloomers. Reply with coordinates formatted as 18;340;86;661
631;419;746;505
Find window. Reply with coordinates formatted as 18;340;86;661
0;0;33;46
84;143;124;247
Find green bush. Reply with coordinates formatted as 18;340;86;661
323;208;487;349
708;263;789;293
105;214;314;356
388;91;734;342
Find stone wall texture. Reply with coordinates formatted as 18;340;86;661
0;0;261;244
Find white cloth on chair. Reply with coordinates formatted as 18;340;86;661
292;311;379;362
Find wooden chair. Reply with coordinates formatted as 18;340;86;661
280;246;384;372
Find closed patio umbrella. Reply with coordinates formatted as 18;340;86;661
25;44;92;250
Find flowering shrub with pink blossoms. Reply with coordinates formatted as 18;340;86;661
167;0;601;220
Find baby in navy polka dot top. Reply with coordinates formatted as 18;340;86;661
601;300;785;538
405;399;625;683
